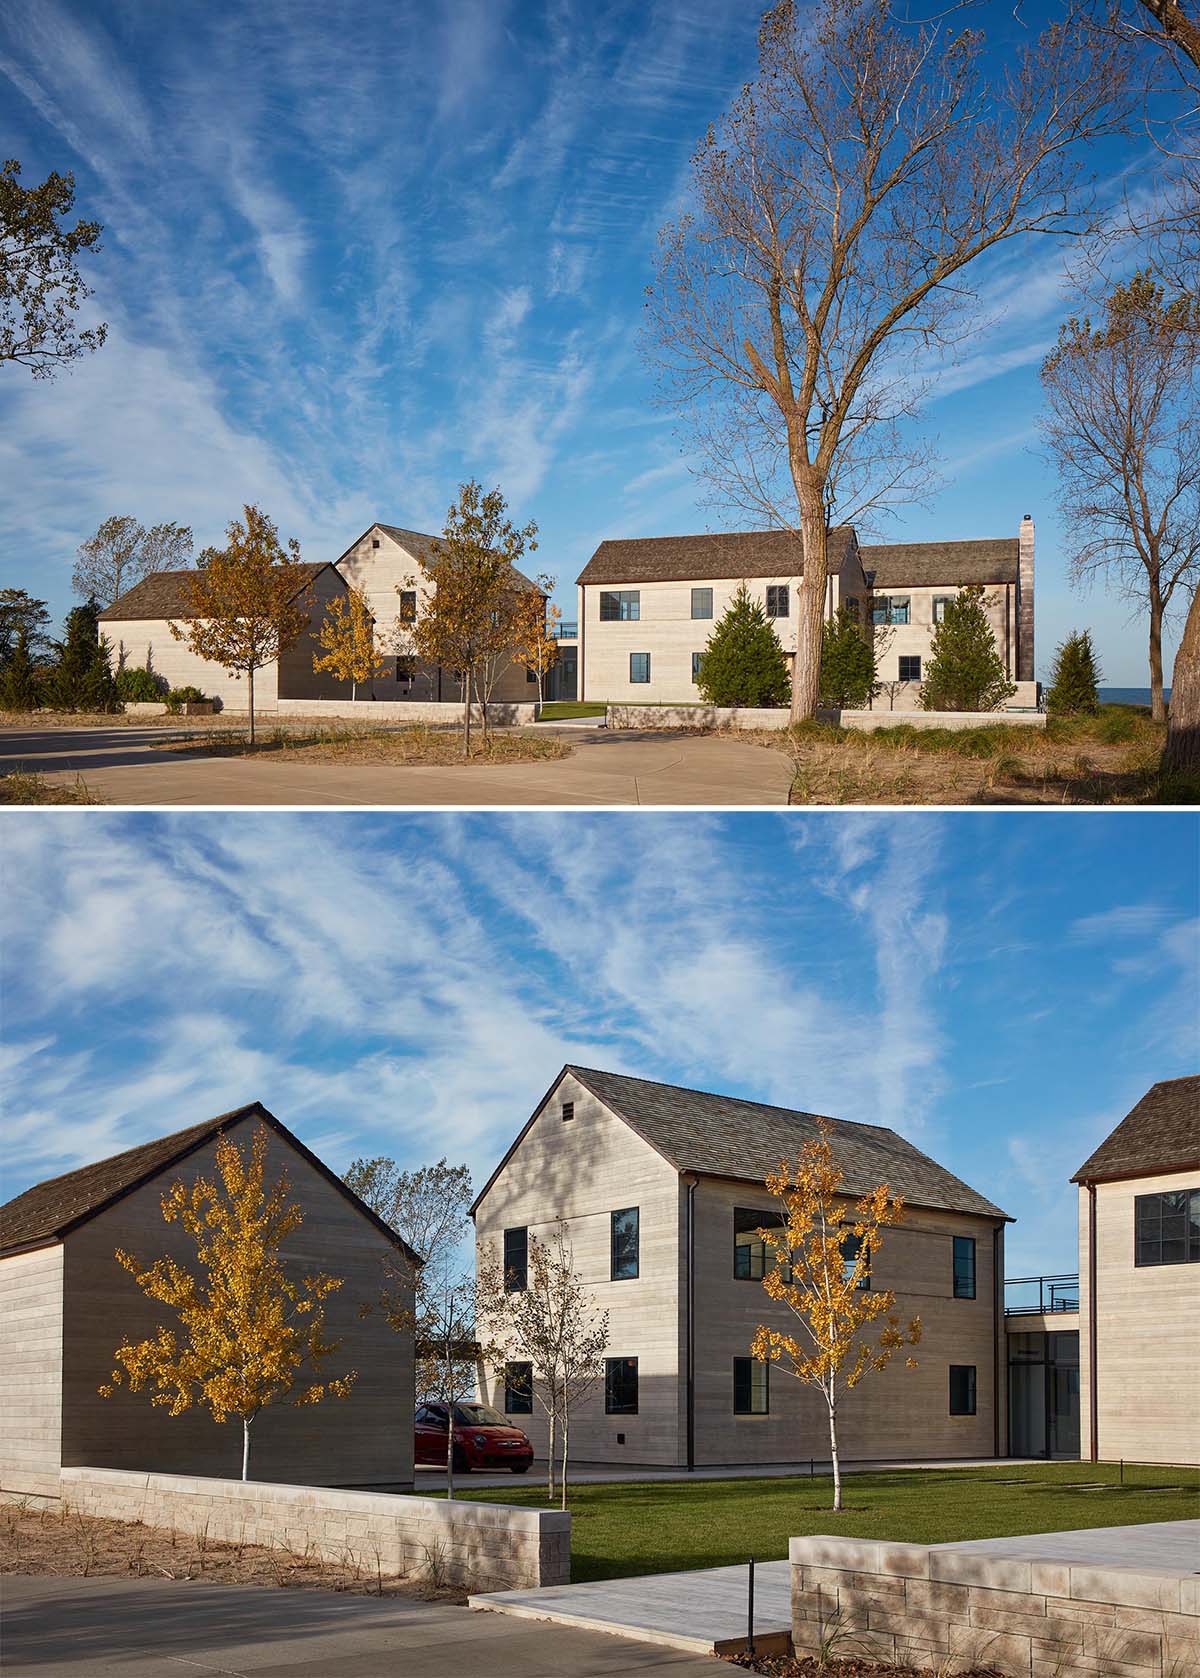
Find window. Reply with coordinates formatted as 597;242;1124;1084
503;1227;528;1292
734;1207;788;1280
766;585;789;618
561;1101;575;1122
396;662;413;684
504;1361;533;1414
933;595;953;623
527;666;537;682
630;652;651;683
734;1357;769;1415
949;1365;977;1415
844;597;860;622
899;655;921;681
605;1356;638;1414
840;1231;870;1290
372;537;381;549
871;596;910;626
691;652;704;684
611;1207;639;1280
600;590;640;621
953;1236;977;1299
398;590;417;623
691;587;713;619
1135;1188;1200;1266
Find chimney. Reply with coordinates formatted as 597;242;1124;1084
1017;514;1035;682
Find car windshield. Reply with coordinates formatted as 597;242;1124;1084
452;1403;508;1428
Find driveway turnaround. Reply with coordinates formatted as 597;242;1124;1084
2;1574;724;1677
0;725;793;806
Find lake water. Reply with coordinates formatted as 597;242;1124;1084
1098;688;1169;708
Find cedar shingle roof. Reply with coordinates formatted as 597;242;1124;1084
471;1066;1010;1220
576;528;858;587
1072;1076;1200;1184
860;539;1019;589
344;524;540;593
0;1103;423;1264
98;564;334;622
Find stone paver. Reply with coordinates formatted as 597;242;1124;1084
1;1574;723;1677
0;725;793;806
933;1516;1200;1570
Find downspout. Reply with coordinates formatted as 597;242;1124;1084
1005;585;1012;677
993;1223;1004;1458
579;586;586;702
1087;1183;1098;1462
685;1174;696;1472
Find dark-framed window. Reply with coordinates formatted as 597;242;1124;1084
933;595;954;623
630;652;651;683
398;589;417;623
691;587;713;619
899;655;922;681
561;1100;575;1122
396;661;414;684
840;1231;870;1290
503;1226;528;1292
605;1356;638;1414
527;666;537;682
691;652;704;684
734;1207;787;1281
953;1235;977;1299
600;590;640;621
504;1361;533;1414
372;536;381;549
949;1365;977;1415
611;1207;640;1280
733;1357;769;1415
871;596;910;626
1135;1188;1200;1266
766;585;789;619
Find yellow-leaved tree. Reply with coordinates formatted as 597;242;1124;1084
100;1125;357;1481
510;574;561;706
751;1120;921;1510
312;586;385;700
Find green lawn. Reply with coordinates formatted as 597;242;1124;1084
448;1462;1199;1582
537;701;608;720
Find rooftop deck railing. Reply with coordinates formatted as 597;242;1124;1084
1004;1273;1080;1315
550;621;578;639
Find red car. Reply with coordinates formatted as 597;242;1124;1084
415;1400;534;1473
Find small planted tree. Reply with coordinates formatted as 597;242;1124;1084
751;1120;921;1511
1045;630;1101;716
511;575;562;705
920;586;1016;713
312;587;385;700
696;585;792;707
170;505;312;744
477;1225;609;1509
818;606;875;710
100;1125;357;1481
73;516;193;607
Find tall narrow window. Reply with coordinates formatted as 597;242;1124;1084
504;1361;533;1414
629;652;651;683
691;652;704;684
953;1236;977;1298
605;1357;638;1414
840;1231;870;1290
949;1365;977;1415
733;1357;769;1414
560;1101;575;1122
398;590;417;622
611;1207;640;1280
691;587;713;619
933;595;953;623
766;585;789;618
503;1227;528;1292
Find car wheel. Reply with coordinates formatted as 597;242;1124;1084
511;1464;530;1473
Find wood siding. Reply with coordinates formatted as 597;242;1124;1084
0;1244;64;1497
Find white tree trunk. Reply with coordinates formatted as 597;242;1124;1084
242;1417;251;1482
248;666;256;745
560;1409;569;1512
446;1412;456;1501
827;1393;842;1512
546;1410;556;1504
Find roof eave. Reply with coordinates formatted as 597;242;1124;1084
1071;1158;1200;1187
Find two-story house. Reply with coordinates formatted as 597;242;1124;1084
471;1066;1011;1470
574;517;1036;710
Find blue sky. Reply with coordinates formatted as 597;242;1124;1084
0;0;1188;683
2;811;1196;1275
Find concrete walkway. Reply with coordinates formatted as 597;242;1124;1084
2;1574;724;1677
0;725;793;806
416;1453;1045;1491
933;1518;1200;1569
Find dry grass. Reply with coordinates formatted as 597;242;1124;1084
153;723;571;766
0;1498;462;1602
0;771;101;804
726;1655;1003;1677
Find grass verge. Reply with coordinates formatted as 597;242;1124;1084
154;724;571;766
537;701;608;720
0;772;101;804
434;1460;1199;1583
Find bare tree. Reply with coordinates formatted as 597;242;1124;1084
646;0;1130;721
73;516;194;607
1041;272;1200;721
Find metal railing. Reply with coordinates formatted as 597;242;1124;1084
1005;1273;1080;1315
550;621;578;639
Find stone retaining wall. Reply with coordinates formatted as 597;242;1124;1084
832;707;1045;732
607;704;792;730
275;698;540;725
60;1467;569;1593
790;1536;1198;1678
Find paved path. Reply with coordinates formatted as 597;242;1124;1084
0;725;793;806
416;1453;1045;1491
934;1517;1200;1569
2;1574;723;1677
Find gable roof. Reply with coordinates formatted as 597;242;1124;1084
470;1065;1010;1220
338;523;540;593
576;528;858;587
1071;1076;1200;1184
860;539;1019;590
98;564;337;622
0;1102;424;1265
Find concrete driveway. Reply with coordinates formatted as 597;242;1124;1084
0;725;793;806
2;1574;721;1677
